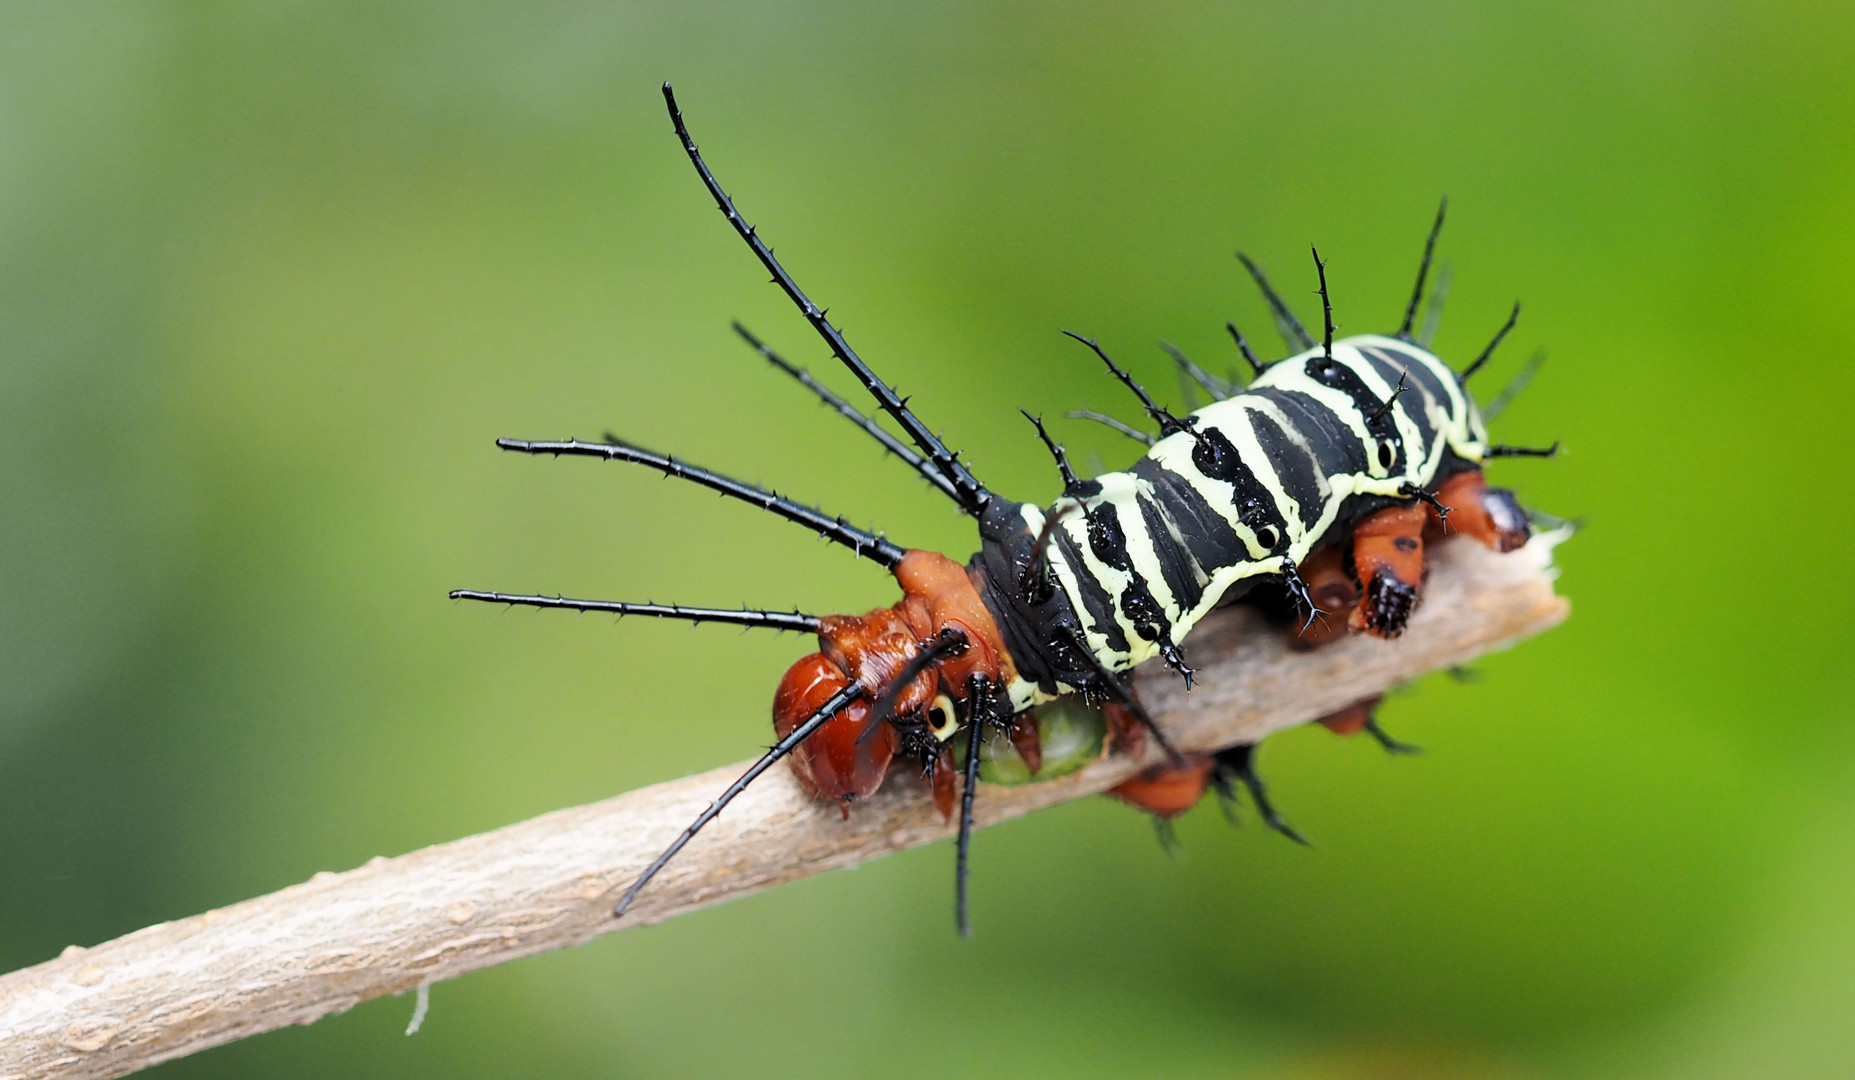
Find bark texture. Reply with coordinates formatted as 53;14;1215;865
0;532;1570;1080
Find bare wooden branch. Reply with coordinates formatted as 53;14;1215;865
0;534;1569;1080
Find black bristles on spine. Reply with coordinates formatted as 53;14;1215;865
1277;560;1326;634
497;436;906;569
448;590;824;633
1225;322;1267;378
662;85;990;518
1397;197;1448;341
1486;441;1561;458
1367;372;1409;424
1065;410;1155;447
1311;245;1335;364
1481;348;1547;422
732;321;964;506
1062;331;1190;437
615;683;864;918
1236;252;1315;351
1460;301;1522;381
1399;481;1452;525
1160;341;1232;401
1020;410;1081;492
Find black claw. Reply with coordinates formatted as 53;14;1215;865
1153;817;1183;859
1364;718;1423;756
1215;744;1309;847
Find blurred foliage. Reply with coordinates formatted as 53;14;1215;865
2;2;1853;1077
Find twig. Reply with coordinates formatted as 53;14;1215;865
0;533;1569;1079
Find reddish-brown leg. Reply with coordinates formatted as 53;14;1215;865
1107;756;1216;818
1317;696;1379;736
1103;701;1148;760
1008;712;1044;777
931;744;957;823
1347;505;1430;637
1430;469;1531;552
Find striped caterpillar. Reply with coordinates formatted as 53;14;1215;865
453;85;1558;935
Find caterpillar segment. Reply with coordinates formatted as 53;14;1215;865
452;84;1558;934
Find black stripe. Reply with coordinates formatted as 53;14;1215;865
1249;388;1369;478
1246;409;1326;532
1134;492;1207;615
1085;501;1133;571
1298;355;1410;473
1129;457;1254;581
1368;345;1456;427
1178;426;1291;550
1357;350;1437;457
1082;501;1174;651
1053;526;1130;657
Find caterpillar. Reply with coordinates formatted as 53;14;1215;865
452;85;1558;935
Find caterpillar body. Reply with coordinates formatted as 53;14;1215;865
453;85;1558;935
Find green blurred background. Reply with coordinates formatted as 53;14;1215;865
4;2;1853;1076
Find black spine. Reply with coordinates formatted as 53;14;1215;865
662;84;990;517
498;436;906;569
1461;302;1521;381
1226;322;1267;378
614;684;864;917
448;590;824;633
1397;198;1448;340
1237;252;1315;351
1062;331;1189;436
733;322;965;505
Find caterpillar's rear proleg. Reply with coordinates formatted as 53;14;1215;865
1316;694;1420;754
1107;756;1215;819
1429;469;1531;552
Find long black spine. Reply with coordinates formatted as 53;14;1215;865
1065;410;1156;447
662;84;990;517
955;684;986;938
448;590;824;633
1063;627;1185;767
1160;341;1232;401
1397;198;1448;340
1062;331;1186;435
1461;301;1521;381
498;437;906;569
733;322;963;505
614;684;864;917
1236;252;1315;350
1225;322;1267;378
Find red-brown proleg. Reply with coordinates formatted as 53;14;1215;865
1108;756;1215;818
